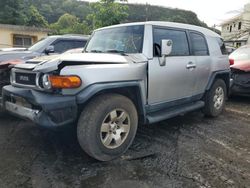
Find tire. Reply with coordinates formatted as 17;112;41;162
77;93;138;161
203;79;227;117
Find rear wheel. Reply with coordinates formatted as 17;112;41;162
77;94;138;161
203;79;227;117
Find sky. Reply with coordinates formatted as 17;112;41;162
87;0;250;27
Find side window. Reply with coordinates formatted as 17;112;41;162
216;38;227;55
153;28;190;56
53;40;84;53
190;32;209;56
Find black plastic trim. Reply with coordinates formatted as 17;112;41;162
205;70;231;91
146;93;203;114
147;101;205;124
76;81;147;123
2;85;77;127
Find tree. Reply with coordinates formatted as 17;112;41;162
0;0;26;25
87;0;128;29
50;13;90;35
26;5;48;27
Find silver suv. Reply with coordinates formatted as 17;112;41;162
2;22;230;161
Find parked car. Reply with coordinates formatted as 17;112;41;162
2;21;230;161
0;35;88;63
0;35;88;110
229;45;250;95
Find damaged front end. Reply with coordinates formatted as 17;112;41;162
0;59;24;98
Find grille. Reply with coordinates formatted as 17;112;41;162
15;72;37;86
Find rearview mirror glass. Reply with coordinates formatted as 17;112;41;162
161;39;172;56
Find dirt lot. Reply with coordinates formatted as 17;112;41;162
0;96;249;188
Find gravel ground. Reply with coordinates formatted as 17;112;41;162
0;96;249;188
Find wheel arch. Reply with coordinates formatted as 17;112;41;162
76;82;147;124
206;70;230;96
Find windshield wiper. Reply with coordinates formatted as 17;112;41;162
87;49;103;53
105;49;128;56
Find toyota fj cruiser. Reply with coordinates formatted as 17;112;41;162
2;22;230;161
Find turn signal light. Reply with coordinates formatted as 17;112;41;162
229;59;234;66
49;75;82;89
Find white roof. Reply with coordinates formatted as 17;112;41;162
96;21;220;38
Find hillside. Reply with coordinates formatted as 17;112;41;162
0;0;219;33
23;0;207;27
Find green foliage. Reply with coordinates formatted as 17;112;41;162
25;0;91;23
127;4;208;27
87;0;128;29
50;13;90;34
0;0;26;25
0;0;219;35
26;5;48;27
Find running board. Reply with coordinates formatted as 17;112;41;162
147;101;205;124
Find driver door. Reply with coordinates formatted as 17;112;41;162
148;27;196;107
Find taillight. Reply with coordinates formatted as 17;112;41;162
49;75;82;89
229;59;234;66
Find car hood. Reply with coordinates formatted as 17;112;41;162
26;54;61;63
231;60;250;72
15;53;148;73
0;50;39;62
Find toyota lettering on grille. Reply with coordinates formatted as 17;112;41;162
15;72;37;86
19;75;30;82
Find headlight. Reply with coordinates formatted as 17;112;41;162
42;74;52;90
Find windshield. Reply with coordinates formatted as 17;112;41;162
230;46;250;61
28;37;52;52
85;25;144;54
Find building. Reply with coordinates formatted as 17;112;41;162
221;3;250;47
0;24;50;48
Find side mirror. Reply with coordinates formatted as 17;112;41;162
160;39;173;66
161;39;173;56
45;45;55;54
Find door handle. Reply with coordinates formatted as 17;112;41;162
186;62;196;69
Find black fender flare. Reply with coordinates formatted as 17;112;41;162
205;70;231;94
76;81;147;123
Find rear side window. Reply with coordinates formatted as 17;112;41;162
153;28;190;56
216;38;227;55
190;32;209;56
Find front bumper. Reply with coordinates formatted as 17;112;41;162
2;85;78;127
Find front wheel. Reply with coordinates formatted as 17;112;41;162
77;94;138;161
203;79;227;117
